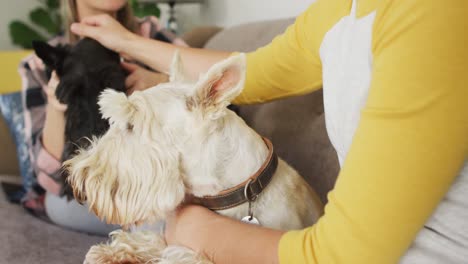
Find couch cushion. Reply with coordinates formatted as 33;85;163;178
182;26;223;49
239;91;339;203
0;51;31;177
205;18;295;52
0;92;32;187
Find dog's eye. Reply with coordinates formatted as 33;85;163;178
127;123;134;132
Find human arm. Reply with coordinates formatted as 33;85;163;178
41;72;66;160
121;61;169;93
70;9;325;103
70;15;231;81
165;205;284;264
36;72;67;195
233;4;325;104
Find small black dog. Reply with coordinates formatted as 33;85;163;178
33;38;127;196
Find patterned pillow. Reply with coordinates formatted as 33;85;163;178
0;91;34;190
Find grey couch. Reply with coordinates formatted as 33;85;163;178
0;18;339;263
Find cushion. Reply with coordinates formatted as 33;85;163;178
0;50;34;190
204;18;294;52
181;26;223;48
0;91;33;190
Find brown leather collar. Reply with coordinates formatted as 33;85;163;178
190;137;278;211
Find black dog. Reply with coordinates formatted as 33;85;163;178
33;38;127;196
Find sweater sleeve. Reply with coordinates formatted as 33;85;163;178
232;4;323;105
279;1;468;263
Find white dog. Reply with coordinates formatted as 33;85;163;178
65;53;323;263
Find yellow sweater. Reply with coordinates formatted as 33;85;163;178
234;0;468;263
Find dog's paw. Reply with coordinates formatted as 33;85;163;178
84;230;166;264
158;246;213;264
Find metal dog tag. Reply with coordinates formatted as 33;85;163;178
241;215;260;225
242;179;261;225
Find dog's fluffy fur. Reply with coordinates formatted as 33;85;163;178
33;38;127;195
66;52;323;263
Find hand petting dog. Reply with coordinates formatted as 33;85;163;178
45;72;68;112
121;61;169;94
71;14;133;54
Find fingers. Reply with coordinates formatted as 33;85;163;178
70;14;111;38
46;71;67;112
125;72;139;94
70;23;100;39
124;64;150;93
156;73;170;84
80;14;112;27
50;71;59;82
121;61;139;73
124;66;170;94
70;14;134;54
122;62;141;94
164;205;217;245
48;71;60;91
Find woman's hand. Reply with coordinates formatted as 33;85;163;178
121;61;169;94
70;14;137;54
165;205;283;264
45;72;67;112
42;71;67;160
165;205;219;258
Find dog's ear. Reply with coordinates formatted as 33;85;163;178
193;54;246;116
98;89;149;131
99;89;133;127
32;41;67;71
169;50;187;83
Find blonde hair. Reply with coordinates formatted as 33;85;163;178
63;0;137;43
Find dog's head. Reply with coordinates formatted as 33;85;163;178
32;38;125;105
65;52;247;226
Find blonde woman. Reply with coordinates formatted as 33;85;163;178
19;0;186;235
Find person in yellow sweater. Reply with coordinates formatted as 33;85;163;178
70;0;467;263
